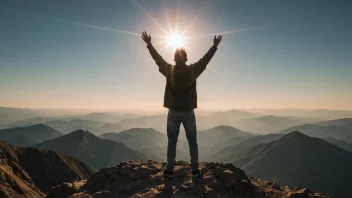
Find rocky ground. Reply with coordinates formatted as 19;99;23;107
0;141;95;198
47;160;327;198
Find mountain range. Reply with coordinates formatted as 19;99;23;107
280;123;352;139
35;130;146;169
1;107;352;197
0;124;63;147
0;107;40;128
228;131;352;197
234;115;304;134
211;133;285;162
197;125;253;160
70;112;139;123
242;109;352;120
43;119;104;134
99;128;167;161
341;134;352;143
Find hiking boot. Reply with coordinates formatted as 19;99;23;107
192;169;201;179
163;170;174;179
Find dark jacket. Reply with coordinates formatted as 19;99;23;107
147;44;217;111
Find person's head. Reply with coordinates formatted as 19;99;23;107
174;48;188;64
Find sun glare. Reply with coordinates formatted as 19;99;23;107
166;33;185;49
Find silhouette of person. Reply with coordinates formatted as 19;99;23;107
142;32;222;179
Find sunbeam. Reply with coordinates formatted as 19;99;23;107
69;21;140;36
176;0;180;33
163;9;174;34
131;0;169;35
189;27;257;39
180;2;212;35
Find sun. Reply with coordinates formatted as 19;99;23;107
166;33;185;49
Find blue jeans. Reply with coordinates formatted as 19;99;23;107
166;109;199;171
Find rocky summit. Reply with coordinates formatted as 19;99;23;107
47;161;326;198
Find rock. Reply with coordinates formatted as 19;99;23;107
176;182;192;194
286;188;328;198
219;169;234;182
272;183;281;190
209;179;224;192
47;181;86;198
128;168;141;179
204;186;221;198
214;166;226;178
68;192;91;198
57;160;325;198
91;191;116;198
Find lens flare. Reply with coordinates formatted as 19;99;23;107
166;33;185;49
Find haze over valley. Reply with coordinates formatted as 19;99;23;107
1;107;352;197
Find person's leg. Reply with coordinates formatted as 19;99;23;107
166;110;181;172
181;110;199;172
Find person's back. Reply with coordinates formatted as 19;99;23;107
141;32;222;179
165;63;196;111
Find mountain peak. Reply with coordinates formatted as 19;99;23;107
19;123;52;130
69;129;95;137
35;129;147;169
274;131;317;146
285;130;306;137
54;129;100;144
32;123;47;127
47;160;326;198
213;125;236;130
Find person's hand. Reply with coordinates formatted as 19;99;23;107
213;35;222;47
141;32;152;45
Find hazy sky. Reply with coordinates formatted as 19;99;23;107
1;0;351;111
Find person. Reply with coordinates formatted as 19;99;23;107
141;32;222;179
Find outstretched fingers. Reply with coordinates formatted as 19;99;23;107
213;35;222;46
141;31;152;44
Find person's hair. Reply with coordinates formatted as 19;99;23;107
174;48;187;63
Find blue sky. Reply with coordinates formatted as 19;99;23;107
0;0;351;110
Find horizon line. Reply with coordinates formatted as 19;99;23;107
1;106;352;112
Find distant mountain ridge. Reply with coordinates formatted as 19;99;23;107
99;126;254;162
341;134;352;143
212;133;284;162
71;112;139;123
99;128;167;161
43;119;104;134
231;131;352;197
234;115;304;134
198;125;253;160
7;117;55;128
317;118;352;126
0;124;63;147
6;133;40;147
241;109;352;120
35;130;146;169
0;107;41;127
280;124;352;138
323;137;352;152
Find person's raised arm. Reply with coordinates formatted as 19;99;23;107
141;31;170;76
190;35;222;78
